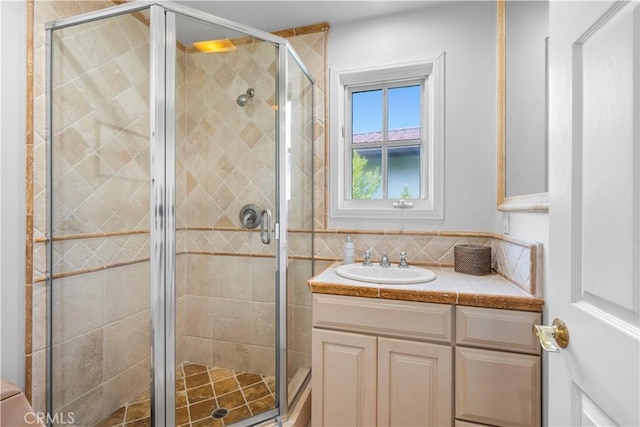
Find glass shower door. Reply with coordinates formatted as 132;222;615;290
285;50;314;408
47;3;313;425
172;11;281;426
48;8;152;426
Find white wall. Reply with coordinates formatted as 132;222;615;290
0;0;27;389
327;1;497;231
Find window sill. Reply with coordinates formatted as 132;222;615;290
328;203;444;230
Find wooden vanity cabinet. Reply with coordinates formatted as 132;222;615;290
312;294;453;427
455;306;542;427
311;294;542;427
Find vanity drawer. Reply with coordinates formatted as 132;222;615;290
455;347;541;427
456;306;541;355
312;294;453;343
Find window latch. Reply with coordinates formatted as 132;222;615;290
392;199;414;208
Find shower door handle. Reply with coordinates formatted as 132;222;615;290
260;209;272;245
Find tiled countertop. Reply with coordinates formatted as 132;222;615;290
307;264;544;312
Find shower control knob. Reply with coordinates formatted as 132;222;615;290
240;204;262;229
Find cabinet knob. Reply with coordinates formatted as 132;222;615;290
533;318;569;352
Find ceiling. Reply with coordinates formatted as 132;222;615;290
172;1;445;45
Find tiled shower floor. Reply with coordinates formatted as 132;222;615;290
96;363;276;427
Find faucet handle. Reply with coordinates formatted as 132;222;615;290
362;250;373;266
380;251;391;267
398;252;409;268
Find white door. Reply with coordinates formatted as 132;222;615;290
548;1;640;426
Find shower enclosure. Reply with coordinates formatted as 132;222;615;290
45;2;314;426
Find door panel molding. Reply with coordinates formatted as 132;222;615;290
571;0;640;322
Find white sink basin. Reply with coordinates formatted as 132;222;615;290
335;264;436;284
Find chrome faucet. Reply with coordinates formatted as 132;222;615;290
362;250;373;266
380;251;391;267
398;252;409;268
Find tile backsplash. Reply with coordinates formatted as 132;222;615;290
313;230;542;298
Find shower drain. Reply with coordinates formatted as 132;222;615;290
211;407;229;420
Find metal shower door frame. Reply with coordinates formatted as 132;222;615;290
45;1;314;426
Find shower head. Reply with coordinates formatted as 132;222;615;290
236;88;255;107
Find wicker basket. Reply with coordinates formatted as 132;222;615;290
454;245;491;276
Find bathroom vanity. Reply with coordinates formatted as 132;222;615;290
308;265;543;427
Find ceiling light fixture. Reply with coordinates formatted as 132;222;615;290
192;38;237;53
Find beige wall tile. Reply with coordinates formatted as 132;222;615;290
176;253;187;298
54;80;94;122
250;257;276;303
250;302;275;347
185;336;214;367
249;345;276;377
31;350;46;414
32;282;47;353
177;336;186;367
288;305;311;353
52;271;104;344
186;254;214;297
102;358;150;420
186;295;213;339
104;262;149;324
52;329;103;409
287;259;313;307
55;385;103;427
313;260;334;274
212;298;251;343
213;256;250;300
176;295;186;349
212;340;251;373
116;15;148;49
115;48;149;86
103;310;150;380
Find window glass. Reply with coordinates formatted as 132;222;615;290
388;145;421;199
388;85;421;141
350;84;422;201
352;147;382;200
352;89;383;142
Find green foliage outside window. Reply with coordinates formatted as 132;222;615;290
352;151;381;199
400;184;413;199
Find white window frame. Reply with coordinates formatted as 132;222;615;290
329;56;445;229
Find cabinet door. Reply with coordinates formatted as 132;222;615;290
312;328;376;427
378;338;453;427
455;347;541;427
